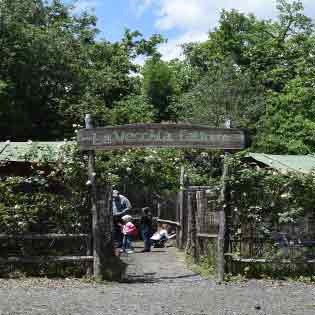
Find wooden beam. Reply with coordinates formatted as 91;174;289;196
77;124;246;151
197;233;218;239
227;256;315;264
185;186;211;191
0;256;94;264
0;234;90;240
157;219;181;227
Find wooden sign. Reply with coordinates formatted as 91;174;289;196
77;123;246;151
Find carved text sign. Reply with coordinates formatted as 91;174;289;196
77;123;246;150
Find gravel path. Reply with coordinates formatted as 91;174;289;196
0;245;314;315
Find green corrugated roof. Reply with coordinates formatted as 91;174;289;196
248;153;315;174
0;142;70;162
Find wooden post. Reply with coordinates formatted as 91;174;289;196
157;202;161;218
177;166;185;249
191;193;198;263
85;114;102;277
96;185;113;259
186;192;198;263
196;190;204;257
186;192;197;261
217;119;231;283
185;192;192;254
86;235;93;276
196;190;205;234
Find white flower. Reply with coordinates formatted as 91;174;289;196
72;124;77;128
14;205;19;209
74;130;78;134
126;167;132;172
18;221;24;226
92;172;96;177
86;180;92;185
122;158;127;162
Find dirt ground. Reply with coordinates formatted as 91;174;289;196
0;244;314;315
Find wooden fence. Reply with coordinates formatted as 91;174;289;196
183;187;220;263
0;185;112;277
174;184;315;280
0;234;93;263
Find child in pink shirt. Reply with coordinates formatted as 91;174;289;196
121;215;137;253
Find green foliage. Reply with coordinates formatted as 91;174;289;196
142;58;179;121
227;154;315;238
178;0;315;152
110;94;155;125
177;59;265;131
0;0;163;140
255;76;315;154
95;148;185;193
0;143;89;234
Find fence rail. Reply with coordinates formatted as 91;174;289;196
197;233;218;239
0;234;91;240
225;254;315;264
0;233;93;271
0;256;94;264
157;219;181;227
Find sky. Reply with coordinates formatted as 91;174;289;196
66;0;315;61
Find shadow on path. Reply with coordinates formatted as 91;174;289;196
120;273;200;284
120;244;202;284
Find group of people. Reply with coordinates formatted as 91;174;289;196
112;190;170;254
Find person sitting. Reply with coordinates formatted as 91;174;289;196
150;224;169;248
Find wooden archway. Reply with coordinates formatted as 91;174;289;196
78;114;246;280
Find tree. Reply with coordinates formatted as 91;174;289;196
178;0;315;152
0;0;163;140
255;74;315;154
177;59;265;130
142;57;179;122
